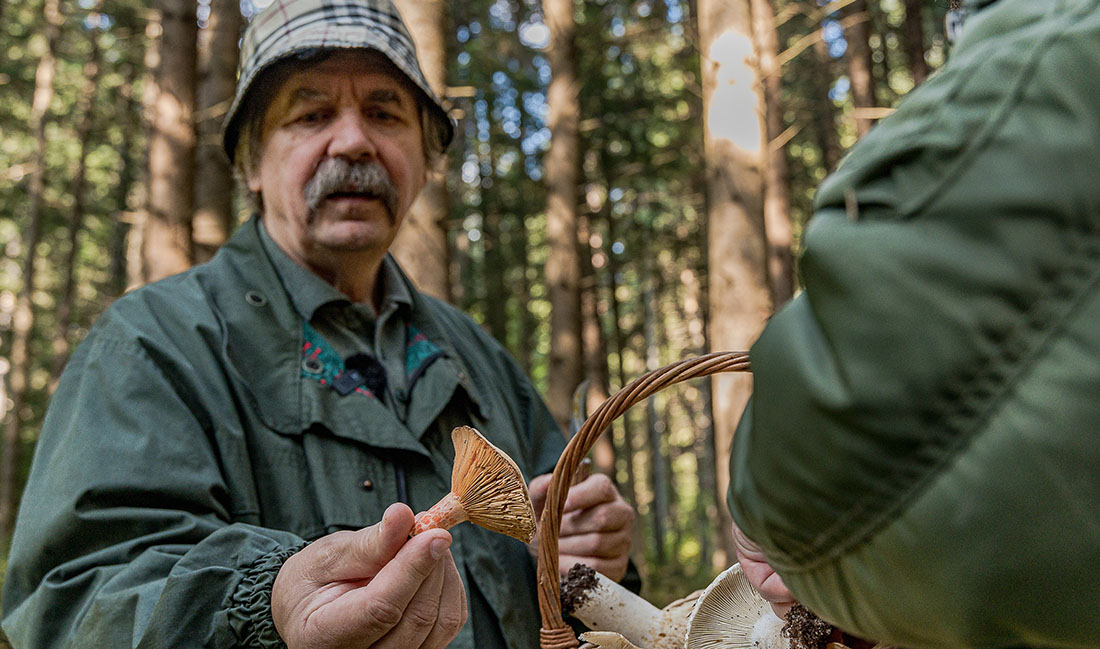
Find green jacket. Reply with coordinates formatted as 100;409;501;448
2;217;565;649
729;0;1100;647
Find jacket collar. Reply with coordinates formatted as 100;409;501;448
200;216;485;453
256;218;414;323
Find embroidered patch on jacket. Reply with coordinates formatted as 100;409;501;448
405;325;445;389
300;321;375;397
300;322;446;396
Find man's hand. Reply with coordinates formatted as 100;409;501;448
732;522;796;618
271;503;467;649
528;473;634;581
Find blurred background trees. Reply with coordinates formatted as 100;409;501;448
0;0;954;606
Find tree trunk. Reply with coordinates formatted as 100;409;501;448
144;0;197;281
697;0;772;566
845;0;877;137
128;14;162;289
578;211;615;477
605;207;633;485
193;0;242;262
665;403;682;558
678;264;717;565
544;0;584;433
390;0;452;301
811;37;842;172
750;0;794;307
454;225;472;311
52;29;102;387
643;269;667;563
903;0;928;85
515;215;534;374
111;62;142;298
2;0;63;548
482;186;508;344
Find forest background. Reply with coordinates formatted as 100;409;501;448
0;0;955;624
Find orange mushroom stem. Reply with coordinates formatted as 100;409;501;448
411;492;468;533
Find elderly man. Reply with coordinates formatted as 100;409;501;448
0;1;634;648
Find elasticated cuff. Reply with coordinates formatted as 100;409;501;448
227;542;308;648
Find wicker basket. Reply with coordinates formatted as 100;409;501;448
535;350;752;649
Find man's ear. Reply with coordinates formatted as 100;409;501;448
247;166;262;194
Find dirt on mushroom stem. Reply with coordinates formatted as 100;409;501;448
561;563;601;616
783;604;834;649
783;604;887;649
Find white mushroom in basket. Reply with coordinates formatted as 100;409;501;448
564;562;791;649
580;631;646;649
685;563;789;649
410;425;537;543
560;564;700;649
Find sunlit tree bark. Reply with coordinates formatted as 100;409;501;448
194;0;242;262
2;0;62;548
697;0;772;566
391;0;452;301
143;0;197;281
544;0;584;433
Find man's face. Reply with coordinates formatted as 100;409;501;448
248;50;427;274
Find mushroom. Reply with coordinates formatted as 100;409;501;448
685;563;789;649
561;563;700;649
410;425;537;543
580;631;646;649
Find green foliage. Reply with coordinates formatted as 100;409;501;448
1;0;148;547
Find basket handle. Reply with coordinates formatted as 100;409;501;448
536;351;751;649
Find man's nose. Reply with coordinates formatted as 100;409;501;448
327;109;377;161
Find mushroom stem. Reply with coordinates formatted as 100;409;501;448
563;564;697;649
411;492;468;535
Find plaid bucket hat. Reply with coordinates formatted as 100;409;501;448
222;0;454;163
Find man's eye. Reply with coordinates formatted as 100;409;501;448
369;109;400;122
298;111;328;124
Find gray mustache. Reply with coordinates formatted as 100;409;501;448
304;158;400;217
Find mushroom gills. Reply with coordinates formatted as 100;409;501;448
685;563;789;649
411;426;536;542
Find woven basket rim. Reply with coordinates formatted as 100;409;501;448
535;350;751;649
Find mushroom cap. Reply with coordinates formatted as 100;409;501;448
449;425;537;543
580;631;646;649
685;563;789;649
